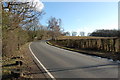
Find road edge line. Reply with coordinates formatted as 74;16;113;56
29;42;56;80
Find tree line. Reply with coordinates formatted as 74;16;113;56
2;2;63;56
90;29;120;37
63;29;120;37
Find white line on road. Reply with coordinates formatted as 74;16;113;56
29;42;56;80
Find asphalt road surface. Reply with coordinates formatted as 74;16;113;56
30;41;118;78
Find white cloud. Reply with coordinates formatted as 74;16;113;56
32;0;44;12
24;0;44;12
2;0;44;12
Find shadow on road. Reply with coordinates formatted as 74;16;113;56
27;63;118;75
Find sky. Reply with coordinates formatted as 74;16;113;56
40;2;118;36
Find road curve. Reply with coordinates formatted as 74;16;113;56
30;41;118;78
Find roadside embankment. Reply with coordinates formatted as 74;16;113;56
47;37;120;61
2;43;47;79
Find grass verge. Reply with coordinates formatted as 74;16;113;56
2;43;34;79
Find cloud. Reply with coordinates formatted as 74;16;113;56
32;0;44;12
2;0;44;12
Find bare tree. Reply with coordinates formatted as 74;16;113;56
63;31;70;36
80;32;85;36
72;31;77;36
47;17;62;40
2;2;44;30
87;33;91;36
2;2;44;56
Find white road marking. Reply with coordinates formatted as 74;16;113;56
29;42;56;80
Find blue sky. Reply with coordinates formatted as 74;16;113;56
40;2;118;36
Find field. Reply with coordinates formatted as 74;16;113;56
57;36;117;40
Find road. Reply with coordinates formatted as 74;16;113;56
30;41;118;78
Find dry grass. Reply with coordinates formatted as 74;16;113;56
2;42;47;79
2;43;33;79
57;36;117;40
